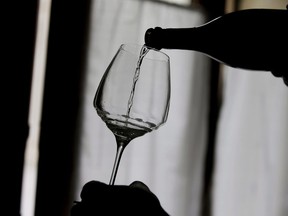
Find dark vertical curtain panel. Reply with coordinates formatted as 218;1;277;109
194;1;226;216
35;1;91;215
2;1;38;216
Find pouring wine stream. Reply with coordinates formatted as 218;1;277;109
126;45;150;116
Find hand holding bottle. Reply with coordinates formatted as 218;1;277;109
145;8;288;86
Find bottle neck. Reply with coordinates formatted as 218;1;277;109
145;27;204;51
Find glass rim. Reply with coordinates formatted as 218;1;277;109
119;43;170;61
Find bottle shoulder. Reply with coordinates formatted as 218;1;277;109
198;8;288;34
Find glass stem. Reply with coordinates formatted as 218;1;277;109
109;137;129;185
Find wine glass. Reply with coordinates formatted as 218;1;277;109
93;43;170;185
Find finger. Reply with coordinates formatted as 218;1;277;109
129;181;151;192
80;180;108;201
80;180;132;203
271;70;283;77
129;181;161;204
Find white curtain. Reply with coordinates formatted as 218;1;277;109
74;0;209;216
213;67;288;216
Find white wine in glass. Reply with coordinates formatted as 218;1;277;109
93;44;170;185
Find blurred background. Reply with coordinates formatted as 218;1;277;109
4;0;288;216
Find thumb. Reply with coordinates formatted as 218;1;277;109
129;181;151;192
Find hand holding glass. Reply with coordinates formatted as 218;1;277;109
93;44;170;185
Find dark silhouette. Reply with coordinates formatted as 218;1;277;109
71;181;169;216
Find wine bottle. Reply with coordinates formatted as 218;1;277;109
144;9;288;75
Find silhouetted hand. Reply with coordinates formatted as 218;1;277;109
71;181;169;216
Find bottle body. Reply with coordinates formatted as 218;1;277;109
145;9;288;72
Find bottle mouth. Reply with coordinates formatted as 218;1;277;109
144;27;163;50
144;28;154;46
